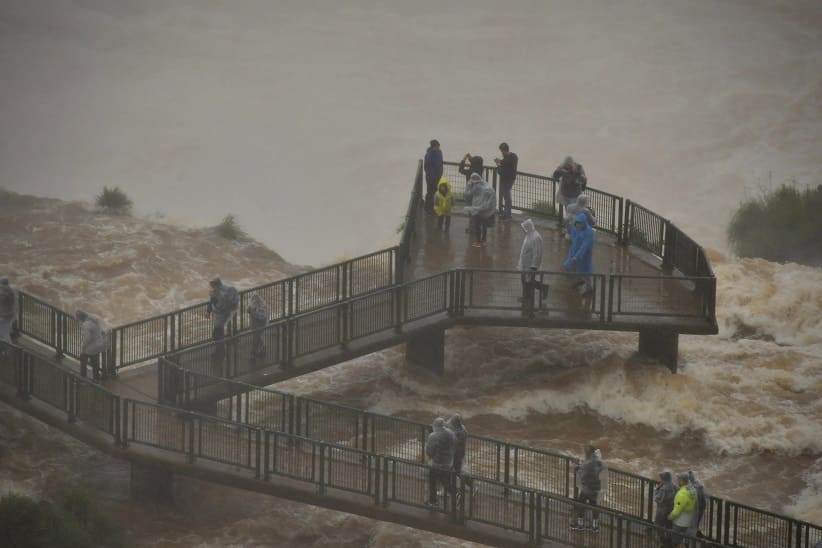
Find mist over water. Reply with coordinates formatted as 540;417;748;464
2;0;821;265
2;0;822;546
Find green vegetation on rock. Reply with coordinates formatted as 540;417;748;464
0;485;129;548
95;186;133;215
215;214;247;241
727;183;822;266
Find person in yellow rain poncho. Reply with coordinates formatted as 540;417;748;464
668;472;697;548
433;176;454;230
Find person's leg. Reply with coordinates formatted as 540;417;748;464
471;216;481;244
428;468;438;505
502;184;512;218
444;215;450;230
437;215;443;229
480;218;488;242
91;354;100;382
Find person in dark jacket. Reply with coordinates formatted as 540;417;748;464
494;142;518;220
553;156;588;207
572;445;606;531
208;277;239;359
0;277;17;345
425;417;456;507
423;140;444;214
655;470;678;548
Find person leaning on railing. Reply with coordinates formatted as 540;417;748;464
654;470;678;548
424;417;456;508
246;292;269;359
572;445;607;532
207;277;238;359
75;309;109;383
553;155;587;208
668;471;697;548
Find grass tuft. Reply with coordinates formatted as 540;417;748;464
215;214;247;241
95;186;133;215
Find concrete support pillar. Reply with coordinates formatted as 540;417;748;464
131;462;175;504
406;327;445;375
638;328;679;373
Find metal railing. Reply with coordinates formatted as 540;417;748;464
154;351;822;547
2;341;819;548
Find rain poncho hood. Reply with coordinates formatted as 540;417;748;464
464;178;496;219
517;219;544;270
426;417;456;469
563;213;594;274
433;177;454;217
75;309;108;355
565;195;596;227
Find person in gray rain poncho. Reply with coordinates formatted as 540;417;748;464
654;470;678;548
688;470;707;538
75;310;109;382
425;417;456;507
517;219;550;309
464;174;496;247
208;277;239;356
572;446;608;532
246;292;269;358
563;194;596;239
0;277;18;345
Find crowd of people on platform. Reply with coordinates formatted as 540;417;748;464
425;140;597;308
425;422;709;547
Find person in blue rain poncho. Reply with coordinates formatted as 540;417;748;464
563;212;595;296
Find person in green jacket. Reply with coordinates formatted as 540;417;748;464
668;472;697;548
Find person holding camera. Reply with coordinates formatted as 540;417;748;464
494;143;518;220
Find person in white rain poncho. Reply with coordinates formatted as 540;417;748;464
517;219;549;309
572;446;608;532
75;309;109;382
246;292;269;358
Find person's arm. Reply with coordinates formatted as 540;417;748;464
668;490;684;519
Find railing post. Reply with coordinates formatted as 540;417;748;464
504;442;511;484
340;302;349;349
616;196;624;244
318;444;326;495
121;399;129;448
373;455;381;506
662;220;674;271
187;416;196;464
381;458;390;507
54;309;63;360
393;286;402;334
254;429;261;479
646;478;654;522
66;375;76;423
263;430;271;480
113;395;121;445
534;494;542;545
607;275;616;322
723;501;731;544
169;314;176;352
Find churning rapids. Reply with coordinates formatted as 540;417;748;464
2;0;821;546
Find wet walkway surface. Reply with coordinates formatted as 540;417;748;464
407;209;657;281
